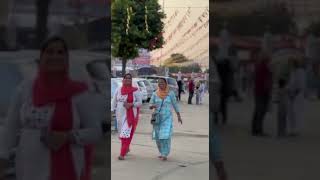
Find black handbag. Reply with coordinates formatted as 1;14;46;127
150;99;164;125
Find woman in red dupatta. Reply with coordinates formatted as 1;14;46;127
118;73;140;160
33;36;94;180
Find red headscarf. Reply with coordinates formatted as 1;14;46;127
32;37;88;180
121;74;139;127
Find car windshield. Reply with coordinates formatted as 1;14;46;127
86;60;108;81
167;78;177;86
111;80;119;97
143;80;151;86
137;81;145;88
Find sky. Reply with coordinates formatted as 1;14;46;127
150;0;209;68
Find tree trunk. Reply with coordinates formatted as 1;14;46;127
122;58;127;76
36;0;51;48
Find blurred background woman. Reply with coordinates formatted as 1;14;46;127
0;36;103;180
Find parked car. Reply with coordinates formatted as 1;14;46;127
111;78;121;97
139;75;179;99
85;59;109;95
144;78;158;91
137;78;154;101
0;60;35;178
133;78;148;103
111;78;122;131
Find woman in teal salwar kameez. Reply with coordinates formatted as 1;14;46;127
150;78;183;161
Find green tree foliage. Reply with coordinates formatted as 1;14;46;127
112;0;165;74
163;53;190;66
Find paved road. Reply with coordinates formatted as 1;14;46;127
216;95;320;180
111;93;209;180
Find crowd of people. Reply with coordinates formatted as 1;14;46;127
213;50;308;138
176;71;207;105
186;79;206;105
209;48;311;180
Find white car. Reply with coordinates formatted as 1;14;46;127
133;78;148;103
135;78;153;101
140;79;155;101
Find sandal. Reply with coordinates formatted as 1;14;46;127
161;157;167;161
118;156;125;160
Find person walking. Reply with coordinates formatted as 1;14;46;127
286;58;306;137
229;50;242;102
210;132;228;180
251;52;273;136
276;78;289;137
211;60;221;124
210;59;227;179
195;81;201;105
216;59;233;124
177;71;183;101
199;81;206;104
149;78;182;161
188;78;195;104
0;36;103;180
111;73;142;160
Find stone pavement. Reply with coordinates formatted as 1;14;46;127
217;95;320;180
69;93;320;180
111;93;209;180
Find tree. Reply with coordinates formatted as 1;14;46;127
168;63;202;73
112;0;165;75
35;0;51;48
163;53;190;67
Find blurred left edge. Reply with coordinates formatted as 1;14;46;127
0;0;111;180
